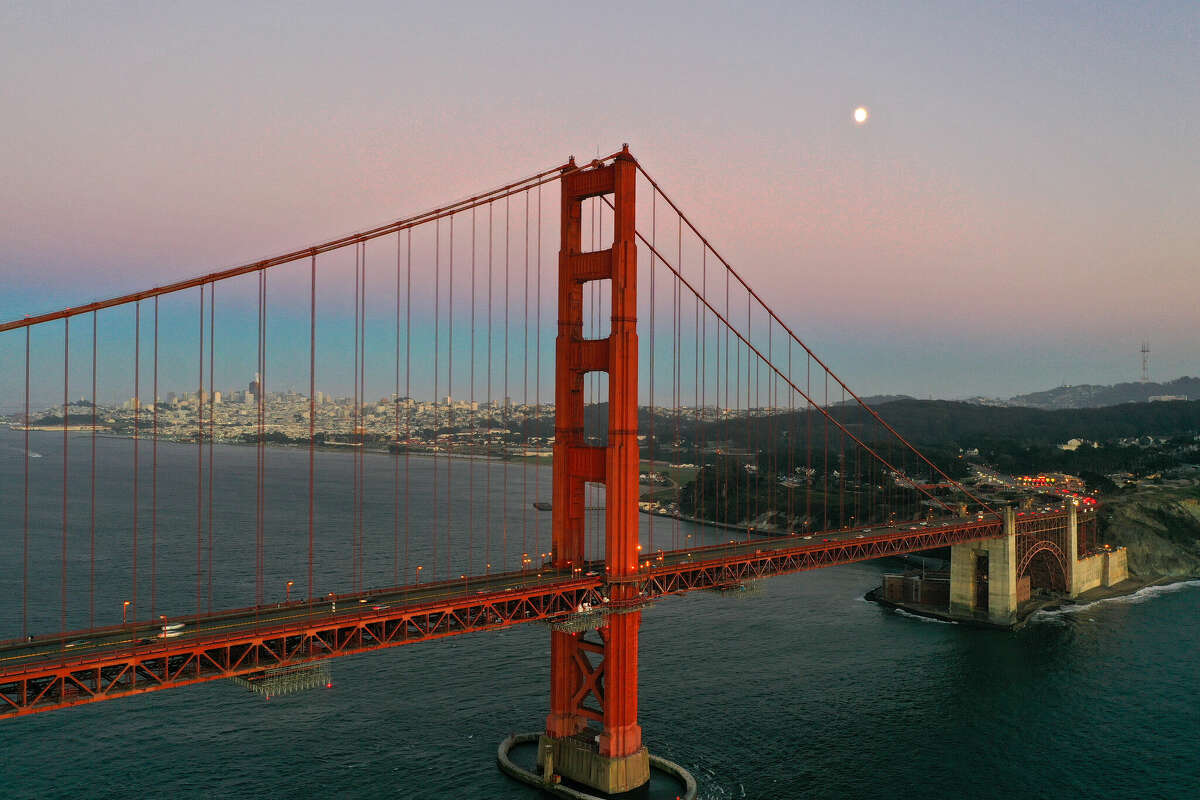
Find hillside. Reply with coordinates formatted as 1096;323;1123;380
1008;377;1200;410
1099;484;1200;579
679;398;1200;451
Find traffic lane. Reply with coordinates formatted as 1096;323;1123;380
0;568;580;670
3;517;1019;668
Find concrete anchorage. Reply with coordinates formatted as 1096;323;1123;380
948;504;1128;625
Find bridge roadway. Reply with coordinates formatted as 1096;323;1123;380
0;510;1064;718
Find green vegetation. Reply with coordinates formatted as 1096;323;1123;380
664;399;1200;528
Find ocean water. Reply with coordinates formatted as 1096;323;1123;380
1;431;1197;798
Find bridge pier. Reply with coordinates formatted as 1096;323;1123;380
949;508;1019;625
949;504;1126;624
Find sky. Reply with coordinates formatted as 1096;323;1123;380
1;0;1197;404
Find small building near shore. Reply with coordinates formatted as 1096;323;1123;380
882;571;950;608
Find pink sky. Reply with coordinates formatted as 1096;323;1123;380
2;2;1196;399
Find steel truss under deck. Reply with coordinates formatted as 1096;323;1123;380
0;511;1075;719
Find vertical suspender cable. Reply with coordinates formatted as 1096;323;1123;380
355;246;362;589
535;184;542;565
486;203;493;574
787;337;793;526
393;236;401;587
767;319;773;528
448;215;454;579
310;254;317;599
674;217;682;551
90;312;97;628
522;191;529;571
256;271;265;606
593;203;600;560
61;318;69;634
208;283;215;613
840;385;846;526
648;191;655;555
396;235;400;585
263;270;269;603
151;298;159;619
806;356;812;527
405;230;412;584
468;207;476;579
23;327;29;638
696;247;700;537
768;321;775;523
432;223;440;581
197;284;205;613
693;242;701;545
133;302;140;617
502;196;509;572
823;371;829;530
359;244;367;589
724;268;730;528
741;295;748;539
352;244;360;592
351;246;358;591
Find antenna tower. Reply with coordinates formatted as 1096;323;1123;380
1141;340;1150;383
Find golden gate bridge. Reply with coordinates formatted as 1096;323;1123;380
0;147;1093;797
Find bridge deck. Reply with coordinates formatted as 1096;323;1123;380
0;511;1069;718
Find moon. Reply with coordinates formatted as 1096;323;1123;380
853;106;869;125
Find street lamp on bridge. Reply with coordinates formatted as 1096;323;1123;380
122;600;131;625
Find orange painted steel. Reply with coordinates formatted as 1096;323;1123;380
0;511;1079;720
0;576;603;719
546;147;643;759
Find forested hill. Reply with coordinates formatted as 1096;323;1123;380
677;398;1200;450
836;398;1200;447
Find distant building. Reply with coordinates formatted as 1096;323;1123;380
1015;472;1085;491
1149;395;1188;402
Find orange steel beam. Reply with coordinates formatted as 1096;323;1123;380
0;579;603;719
0;511;1077;720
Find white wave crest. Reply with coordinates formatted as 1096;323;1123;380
893;607;957;624
1033;579;1200;621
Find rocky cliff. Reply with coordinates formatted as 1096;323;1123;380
1099;484;1200;579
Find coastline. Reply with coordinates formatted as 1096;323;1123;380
865;572;1200;629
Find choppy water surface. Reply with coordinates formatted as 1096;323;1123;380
1;431;1197;798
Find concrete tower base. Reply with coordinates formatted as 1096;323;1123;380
538;734;650;796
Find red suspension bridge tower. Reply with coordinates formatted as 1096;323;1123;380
541;147;649;793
